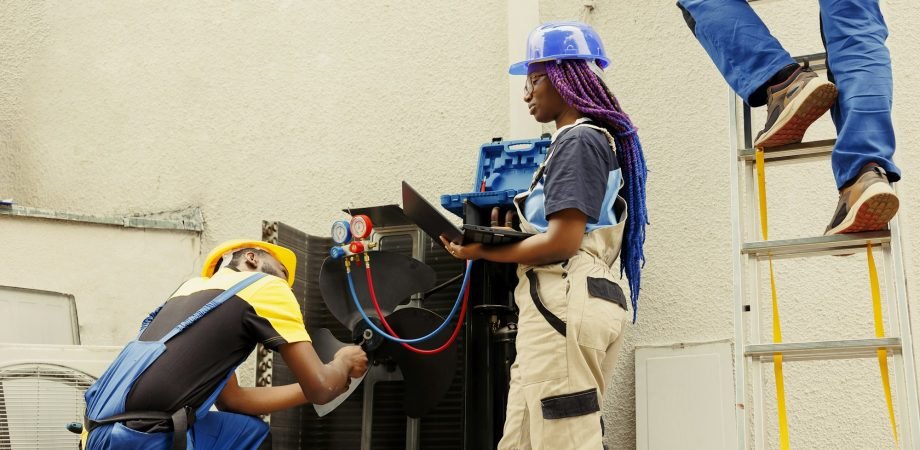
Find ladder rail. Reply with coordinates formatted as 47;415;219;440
889;212;920;444
739;87;771;450
746;109;767;450
884;245;911;450
728;87;750;450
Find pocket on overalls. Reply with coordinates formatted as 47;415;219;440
108;422;171;449
540;388;604;449
578;276;628;351
516;264;568;384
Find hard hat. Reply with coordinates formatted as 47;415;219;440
508;21;610;75
202;240;297;287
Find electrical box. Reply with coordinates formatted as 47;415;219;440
635;341;736;450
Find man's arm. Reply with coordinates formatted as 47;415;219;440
278;341;354;405
217;341;366;414
216;373;308;415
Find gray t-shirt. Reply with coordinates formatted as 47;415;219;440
543;124;619;223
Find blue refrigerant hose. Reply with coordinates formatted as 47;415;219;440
346;259;472;344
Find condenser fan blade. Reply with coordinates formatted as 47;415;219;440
375;307;459;418
319;251;436;330
310;327;367;417
311;327;350;363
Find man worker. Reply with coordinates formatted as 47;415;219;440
81;240;368;449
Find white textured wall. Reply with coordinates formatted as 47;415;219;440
2;0;919;448
0;217;199;345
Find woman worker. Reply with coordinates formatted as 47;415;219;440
441;21;649;450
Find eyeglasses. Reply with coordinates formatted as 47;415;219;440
524;73;547;95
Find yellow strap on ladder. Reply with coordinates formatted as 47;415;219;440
756;148;790;449
868;244;899;444
758;148;898;447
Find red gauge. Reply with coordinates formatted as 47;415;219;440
350;215;373;240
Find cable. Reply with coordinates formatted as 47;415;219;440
345;257;470;345
422;272;465;297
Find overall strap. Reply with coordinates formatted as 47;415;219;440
159;273;267;343
137;284;189;336
138;306;164;336
528;121;616;192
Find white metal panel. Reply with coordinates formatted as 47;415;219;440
636;341;735;450
0;286;79;345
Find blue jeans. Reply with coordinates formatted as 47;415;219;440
677;0;900;189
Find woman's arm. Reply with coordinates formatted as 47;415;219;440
442;208;588;266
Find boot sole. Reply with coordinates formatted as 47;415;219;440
754;80;838;148
825;183;899;236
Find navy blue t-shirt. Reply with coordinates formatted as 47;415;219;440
543;124;619;223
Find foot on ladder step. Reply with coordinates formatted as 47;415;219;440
753;64;837;148
825;164;899;235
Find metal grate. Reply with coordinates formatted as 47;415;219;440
0;363;95;450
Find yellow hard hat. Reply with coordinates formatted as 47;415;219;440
202;240;297;287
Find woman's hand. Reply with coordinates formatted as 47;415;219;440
440;235;483;260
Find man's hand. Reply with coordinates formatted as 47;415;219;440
334;345;368;378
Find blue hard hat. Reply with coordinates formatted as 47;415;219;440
509;21;610;75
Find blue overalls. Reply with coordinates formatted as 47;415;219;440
82;273;270;450
676;0;900;189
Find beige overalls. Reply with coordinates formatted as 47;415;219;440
498;122;630;450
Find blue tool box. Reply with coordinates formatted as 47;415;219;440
440;137;551;218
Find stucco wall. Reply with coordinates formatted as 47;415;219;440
1;0;918;448
0;216;199;345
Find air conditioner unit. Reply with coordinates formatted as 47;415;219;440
0;344;121;450
261;214;470;450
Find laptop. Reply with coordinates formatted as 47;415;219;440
401;181;534;245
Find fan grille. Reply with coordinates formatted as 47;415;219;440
0;363;94;449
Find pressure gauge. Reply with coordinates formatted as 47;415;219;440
331;220;352;245
350;215;373;240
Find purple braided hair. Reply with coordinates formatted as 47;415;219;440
546;59;649;323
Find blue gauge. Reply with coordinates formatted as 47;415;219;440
331;220;352;245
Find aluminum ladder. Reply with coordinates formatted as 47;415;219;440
728;52;920;449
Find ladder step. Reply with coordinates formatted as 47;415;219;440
738;138;835;162
741;231;890;259
745;338;901;362
793;52;828;71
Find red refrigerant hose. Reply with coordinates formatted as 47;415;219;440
365;265;468;355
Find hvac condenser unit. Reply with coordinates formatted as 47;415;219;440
0;344;121;449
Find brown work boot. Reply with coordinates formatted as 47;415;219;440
754;64;838;148
825;164;899;235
